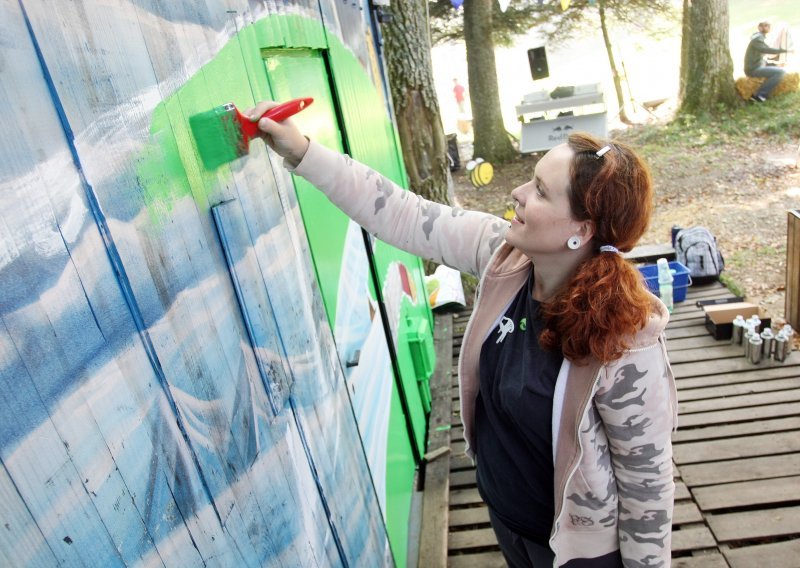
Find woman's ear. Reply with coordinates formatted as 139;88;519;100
576;219;595;244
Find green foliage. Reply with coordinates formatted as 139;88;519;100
428;0;676;47
622;92;800;149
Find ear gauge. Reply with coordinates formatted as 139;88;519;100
567;236;582;250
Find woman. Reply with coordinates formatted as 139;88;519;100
250;101;677;567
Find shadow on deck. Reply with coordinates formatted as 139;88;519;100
419;282;800;568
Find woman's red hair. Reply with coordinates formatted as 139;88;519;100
540;133;655;363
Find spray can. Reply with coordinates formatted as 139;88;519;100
743;328;756;359
731;315;746;345
749;315;762;334
748;334;763;364
656;258;673;314
774;331;788;362
760;328;775;359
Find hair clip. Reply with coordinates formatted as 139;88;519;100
595;145;612;159
599;245;619;254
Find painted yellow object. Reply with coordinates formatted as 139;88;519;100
503;207;515;221
470;162;494;188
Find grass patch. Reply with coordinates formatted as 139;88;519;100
622;91;800;150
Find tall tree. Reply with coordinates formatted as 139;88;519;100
380;0;451;204
678;0;739;114
463;0;517;163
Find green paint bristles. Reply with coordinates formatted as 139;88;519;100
189;98;313;170
189;103;251;170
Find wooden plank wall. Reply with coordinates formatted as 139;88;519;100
786;209;800;329
0;1;395;565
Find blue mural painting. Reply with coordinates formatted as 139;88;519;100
0;1;433;565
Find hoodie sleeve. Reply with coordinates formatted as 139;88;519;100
594;335;676;567
289;141;509;278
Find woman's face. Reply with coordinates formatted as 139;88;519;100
506;143;584;257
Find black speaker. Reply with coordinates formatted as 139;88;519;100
528;46;549;80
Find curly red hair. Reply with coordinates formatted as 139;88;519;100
539;133;655;363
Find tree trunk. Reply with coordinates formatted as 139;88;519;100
679;0;739;114
678;0;690;101
463;0;517;164
598;0;632;125
382;0;451;204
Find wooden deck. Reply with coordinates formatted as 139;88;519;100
420;282;800;567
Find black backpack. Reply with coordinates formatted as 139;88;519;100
674;226;725;284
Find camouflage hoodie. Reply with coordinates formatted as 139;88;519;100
291;141;678;567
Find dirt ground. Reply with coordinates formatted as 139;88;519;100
450;127;800;326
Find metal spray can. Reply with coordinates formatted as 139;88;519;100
731;315;746;345
743;327;756;358
760;328;775;359
773;332;788;362
749;315;762;334
748;335;763;364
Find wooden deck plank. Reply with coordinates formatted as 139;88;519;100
449;469;475;489
671;356;799;379
673;431;800;464
448;527;499;551
679;454;800;486
448;550;505;567
670;526;718;552
450;487;483;508
676;402;800;428
674;501;704;524
676;378;800;403
419;315;455;568
671;552;728;568
692;476;800;511
667;335;728;352
672;416;800;442
678;390;800;415
449;506;490;528
723;538;800;568
668;343;750;364
707;506;800;541
675;366;800;390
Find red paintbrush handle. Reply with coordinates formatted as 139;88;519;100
238;98;314;139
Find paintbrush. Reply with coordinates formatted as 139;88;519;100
189;97;314;170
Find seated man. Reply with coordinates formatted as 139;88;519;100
744;21;792;102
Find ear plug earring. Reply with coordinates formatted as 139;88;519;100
567;236;582;250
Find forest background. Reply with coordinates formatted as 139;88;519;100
427;0;799;322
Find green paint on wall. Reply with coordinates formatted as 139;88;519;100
135;12;432;567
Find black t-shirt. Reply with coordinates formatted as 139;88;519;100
475;270;564;545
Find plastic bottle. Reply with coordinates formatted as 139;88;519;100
656;258;673;313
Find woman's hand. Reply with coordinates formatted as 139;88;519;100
246;101;310;168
